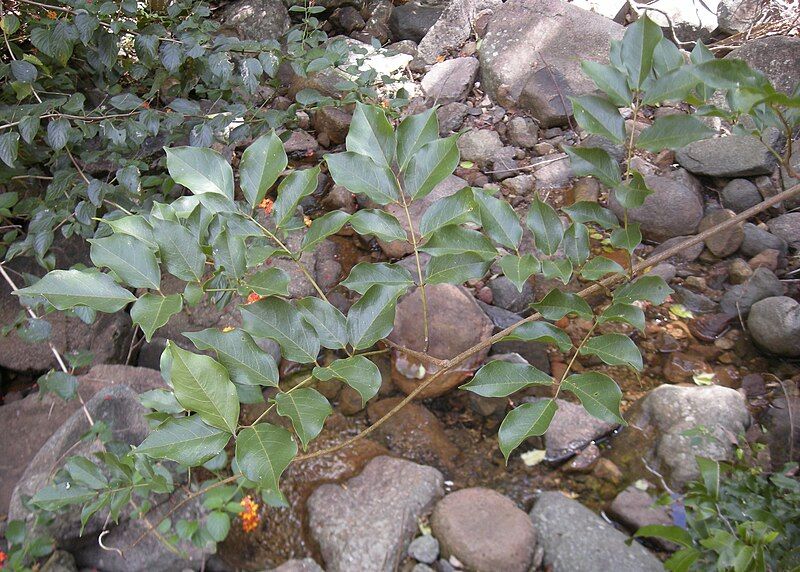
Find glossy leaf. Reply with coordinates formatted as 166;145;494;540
103;215;157;249
564;222;590;266
273;166;321;227
420;226;497;259
313;355;382;405
461;361;552;398
598;302;646;331
418;187;478;236
275;388;332;449
185;328;278;387
137;415;230;465
89;234;160;290
425;252;492;285
581;61;632;107
580;333;643;371
561;372;625;425
14;269;135;313
473;190;523;250
498;254;539;292
131;293;183;342
570;95;626;144
240;132;287;209
212;229;246;281
580;256;624;281
325;152;401;205
235;423;297;493
532;289;593;320
301;211;351;252
396;108;438;170
152;218;206;282
498;399;558;461
350;209;407;243
244;268;291;298
621;15;662;89
540;258;573;284
346;102;396;167
296;296;348;350
240;297;321;363
613;275;672;304
404;135;460;200
526;194;564;256
565;146;621;188
562;201;619;229
642;67;700;105
503;321;572;352
636;115;714;151
610;223;642;253
165;146;234;199
346;284;401;350
341;262;414;295
635;525;693;548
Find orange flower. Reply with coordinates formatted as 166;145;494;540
259;198;274;216
246;292;262;304
46;10;58;18
0;550;7;569
240;495;261;533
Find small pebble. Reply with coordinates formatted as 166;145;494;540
408;534;440;564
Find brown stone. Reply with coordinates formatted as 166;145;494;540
700;209;744;257
313;106;352;145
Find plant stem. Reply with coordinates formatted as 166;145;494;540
398;193;430;352
553;322;597;400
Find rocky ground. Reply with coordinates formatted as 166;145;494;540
1;0;799;570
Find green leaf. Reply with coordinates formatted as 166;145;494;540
531;289;593;320
244;268;291;298
461;361;552;397
240;132;287;209
652;37;684;76
32;482;96;511
165;147;234;199
426;252;492;285
46;118;70;150
404;135;460;200
213;229;246;281
689;59;766;90
502;321;572;352
564;147;621;188
636;115;714;151
103;215;156;249
569;95;626;144
561;372;625;425
273;166;321;228
562;202;619;229
346;102;396;167
473;190;523;250
30;22;76;66
580;333;643;371
610;223;642;253
580;256;624;281
0;132;19;167
498;399;558;461
235;423;297;493
526;194;564;256
696;456;720;499
240;297;320;363
89;234;160;290
614;172;653;210
396;108;438;170
137;415;230;465
301;211;351;252
665;548;701;572
418;187;478;236
38;370;78;400
347;284;401;350
275;388;332;449
341;262;414;295
19;115;40;144
420;226;497;259
152;218;206;282
498;254;539;292
296;297;348;350
564;222;590;266
313;355;381;405
634;525;693;548
185;328;279;387
621;15;663;89
206;512;231;542
139;388;184;414
540;258;574;285
14;269;135;313
350;210;407;243
325;152;401;205
613;275;672;304
581;61;632;107
598;302;646;331
131;293;183;342
65;456;107;489
642;67;700;105
169;344;240;434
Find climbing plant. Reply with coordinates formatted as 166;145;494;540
3;15;800;569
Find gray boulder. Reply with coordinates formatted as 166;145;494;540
488;275;534;314
417;0;502;64
717;0;763;34
609;486;674;550
421;57;479;104
766;213;800;249
720;267;785;317
747;296;800;357
457;130;503;168
389;2;443;43
720;179;762;213
479;0;624;127
726;36;800;95
530;492;663;572
307;456;444;572
631;0;718;40
761;396;800;467
218;0;290;42
740;223;788;257
676;134;780;177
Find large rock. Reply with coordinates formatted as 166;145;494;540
609;485;673;538
747;296;800;357
389;2;443;43
676;135;780;177
0;365;165;515
631;0;719;40
307;456;444;572
766;212;800;249
417;0;502;64
479;0;624;127
421;57;479;104
720;178;762;213
761;396;800;467
727;36;800;95
613;385;750;489
740;223;788;257
530;492;663;572
717;0;763;34
218;0;290;42
719;267;784;317
609;170;704;243
431;488;537;572
388;284;494;398
699;208;744;257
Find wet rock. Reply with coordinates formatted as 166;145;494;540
219;0;290;41
487;275;534;314
608;486;675;551
593;458;623;485
761;396;800;467
562;443;600;473
609;171;704;242
766;212;800;250
650;235;705;263
530;492;663;572
687;313;735;342
366;397;460;469
437;103;468;135
268;559;325;572
740;223;788;256
308;456;444;572
479;0;624;127
726;36;800;94
432;488;536;572
523;398;618;462
421;57;479;104
622;385;750;490
0;365;164;515
747;296;800;357
388;284;494;398
699;209;744;257
378;175;467;258
417;0;502;64
457;129;503;168
720;179;762;213
719;267;785;317
389;2;443;43
313;107;351;145
408;534;440;564
507;117;539;148
676;134;780;177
